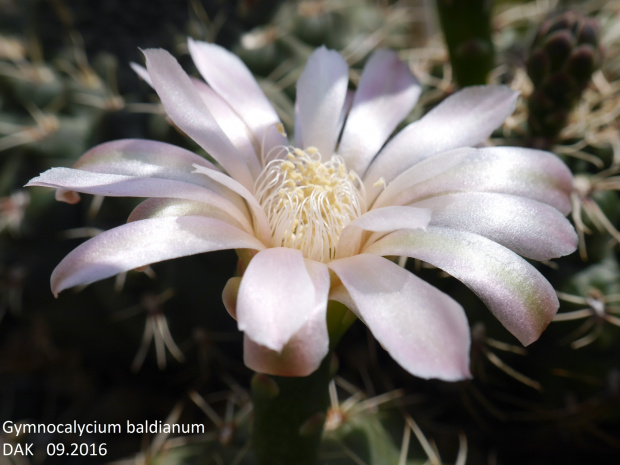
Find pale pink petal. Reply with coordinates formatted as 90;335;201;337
51;216;265;296
72;138;218;181
192;164;271;243
336;206;431;259
143;48;254;190
371;147;476;209
414;192;577;261
187;39;287;157
27;168;253;233
222;277;241;320
328;284;356;313
131;61;262;179
329;254;471;381
374;146;573;214
296;89;354;151
365;227;560;345
130;62;152;85
295;46;349;157
339;90;355;135
236;248;330;353
55;137;226;205
338;50;421;175
242;314;328;376
349;205;431;232
128;198;248;233
364;86;518;191
191;79;262;178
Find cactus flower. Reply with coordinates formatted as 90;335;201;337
27;40;577;380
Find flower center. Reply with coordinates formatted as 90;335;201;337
255;147;365;262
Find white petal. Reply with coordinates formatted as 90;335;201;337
131;64;261;178
336;206;431;259
296;89;354;151
27;168;254;233
365;227;560;345
236;248;330;353
128;198;249;233
143;48;254;189
51;216;265;296
349;205;431;232
370;147;475;209
192;164;271;243
187;39;287;157
130;62;152;86
365;86;518;194
71;138;218;181
329;254;471;381
339;90;355;136
191;79;262;178
222;276;241;320
414;192;577;261
295;46;349;157
338;49;421;175
64;137;246;213
243;316;328;376
374;146;573;214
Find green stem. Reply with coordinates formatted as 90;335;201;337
250;353;334;465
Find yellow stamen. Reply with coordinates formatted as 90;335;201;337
255;147;365;262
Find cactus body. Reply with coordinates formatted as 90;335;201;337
526;11;603;147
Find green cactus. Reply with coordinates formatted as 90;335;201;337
526;11;603;148
435;0;496;87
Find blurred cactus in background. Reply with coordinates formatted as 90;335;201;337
435;0;495;87
526;10;603;148
2;0;620;464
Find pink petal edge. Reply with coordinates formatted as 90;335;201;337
236;248;330;353
187;39;287;158
339;49;421;175
329;254;471;381
51;216;265;296
295;46;349;157
366;227;560;345
143;48;254;190
365;85;519;198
